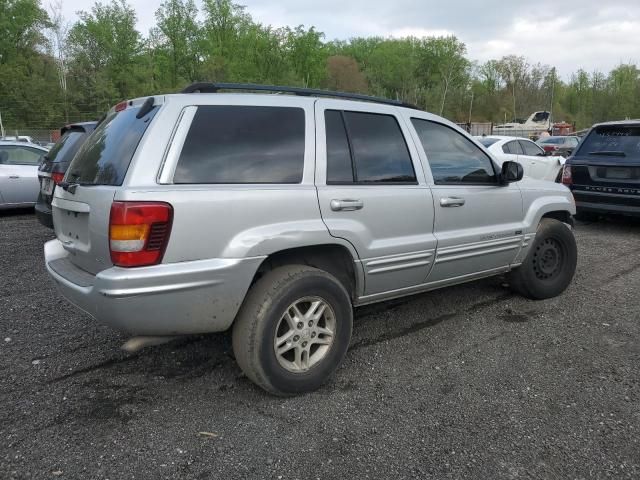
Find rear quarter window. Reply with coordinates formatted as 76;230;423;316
173;106;305;184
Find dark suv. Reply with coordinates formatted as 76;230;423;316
563;121;640;219
35;122;97;228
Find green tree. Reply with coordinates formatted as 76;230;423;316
417;36;470;115
152;0;200;88
67;0;146;113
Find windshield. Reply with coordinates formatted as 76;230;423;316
478;137;500;147
45;130;87;163
66;105;157;185
576;125;640;159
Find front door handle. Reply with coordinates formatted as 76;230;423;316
440;197;465;207
330;199;364;211
9;175;19;179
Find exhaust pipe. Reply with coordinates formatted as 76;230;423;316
121;335;179;353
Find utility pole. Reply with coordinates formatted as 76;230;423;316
468;89;474;124
549;67;556;126
0;110;4;137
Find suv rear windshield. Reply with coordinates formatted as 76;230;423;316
46;130;87;164
577;125;640;159
66;105;157;185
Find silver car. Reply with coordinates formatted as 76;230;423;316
0;141;48;209
44;84;577;395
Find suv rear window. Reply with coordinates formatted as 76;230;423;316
173;106;305;184
577;125;640;159
66;105;157;185
46;130;87;164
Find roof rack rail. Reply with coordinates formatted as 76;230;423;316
180;82;420;110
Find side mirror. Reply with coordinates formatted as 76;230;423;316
500;161;524;184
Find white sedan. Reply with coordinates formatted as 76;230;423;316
0;141;48;209
476;135;566;182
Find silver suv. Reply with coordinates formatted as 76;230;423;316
45;83;577;395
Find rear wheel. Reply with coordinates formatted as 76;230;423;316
232;265;353;396
509;218;577;300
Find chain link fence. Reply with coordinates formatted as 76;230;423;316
0;128;61;144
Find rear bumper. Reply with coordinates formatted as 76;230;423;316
44;239;264;335
572;191;640;217
576;201;640;217
34;200;54;229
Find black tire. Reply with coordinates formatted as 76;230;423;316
232;265;353;396
509;218;577;300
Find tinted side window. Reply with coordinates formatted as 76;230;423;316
0;146;43;165
174;106;305;184
411;119;497;184
342;111;416;183
520;140;543;156
325;110;354;183
503;141;523;155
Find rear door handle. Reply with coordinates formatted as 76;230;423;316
9;175;19;179
330;199;364;211
440;197;465;207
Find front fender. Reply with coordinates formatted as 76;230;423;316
522;193;576;232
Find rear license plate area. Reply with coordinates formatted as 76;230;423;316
57;209;90;248
40;178;54;195
606;168;631;180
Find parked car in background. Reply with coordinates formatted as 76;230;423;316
45;84;577;395
36;121;97;228
563;120;640;219
537;135;580;157
0;141;48;209
0;135;35;144
477;135;566;182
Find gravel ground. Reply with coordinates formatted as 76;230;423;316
1;210;639;479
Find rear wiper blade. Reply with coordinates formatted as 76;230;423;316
59;181;79;194
588;151;626;157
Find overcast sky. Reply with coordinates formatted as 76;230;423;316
61;0;640;78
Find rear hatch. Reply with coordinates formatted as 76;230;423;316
569;124;640;206
52;100;158;274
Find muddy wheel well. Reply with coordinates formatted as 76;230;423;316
542;210;574;226
252;245;358;300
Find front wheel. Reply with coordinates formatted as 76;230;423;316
509;218;577;300
232;265;353;396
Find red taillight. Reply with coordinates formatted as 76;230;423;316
561;165;572;185
109;201;173;267
114;100;128;112
51;172;65;185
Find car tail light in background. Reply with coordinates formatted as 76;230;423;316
109;201;173;267
561;165;572;185
51;172;65;185
543;145;559;152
